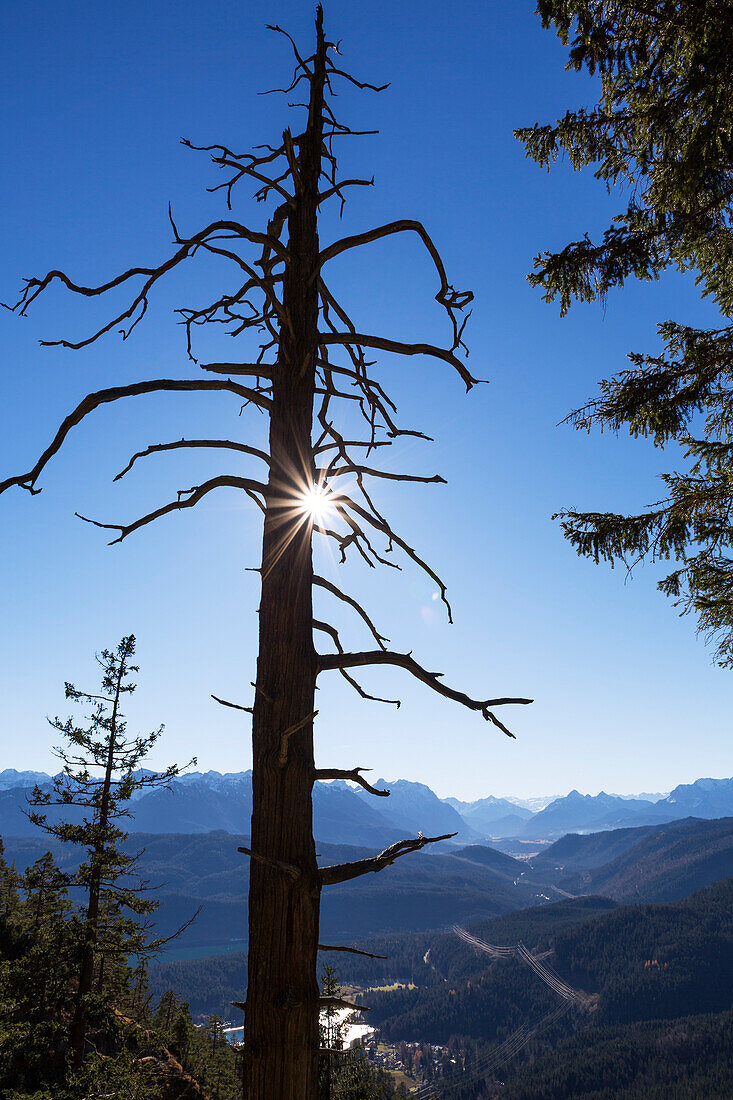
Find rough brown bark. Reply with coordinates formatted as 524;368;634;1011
242;11;326;1099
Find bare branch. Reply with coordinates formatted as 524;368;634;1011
265;23;311;78
182;137;295;207
319;219;474;359
0;379;271;497
318;178;374;206
238;845;301;880
322;463;445;486
320;220;456;293
76;474;267;545
320;832;456;886
318;651;531;736
320;332;477;391
141;905;203;952
318;943;387;959
336;495;453;621
114;438;270;481
314;439;391;455
338;667;401;709
315;767;390;797
313;576;389;649
10;220;288;350
336;507;404;572
211;694;253;715
315;613;346;647
181;136;290;175
326;62;389;93
313;519;398;573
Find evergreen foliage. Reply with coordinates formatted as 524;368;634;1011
0;639;210;1097
0;841;160;1097
0;843;77;1090
501;1010;733;1099
318;963;404;1099
518;0;733;663
26;635;194;1067
366;878;733;1041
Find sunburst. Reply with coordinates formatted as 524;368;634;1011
299;482;336;523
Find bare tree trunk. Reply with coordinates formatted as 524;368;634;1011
243;13;325;1099
0;8;531;1092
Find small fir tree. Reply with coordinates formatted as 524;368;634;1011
27;634;193;1067
320;963;346;1099
319;964;400;1100
0;840;21;922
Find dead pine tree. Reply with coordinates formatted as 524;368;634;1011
1;9;531;1098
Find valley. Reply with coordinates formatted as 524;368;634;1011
3;768;733;1095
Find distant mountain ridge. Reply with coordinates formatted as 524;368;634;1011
0;769;51;790
444;794;533;836
0;771;479;849
515;789;661;839
353;779;478;841
0;771;407;850
510;778;733;840
660;776;733;818
2;770;732;846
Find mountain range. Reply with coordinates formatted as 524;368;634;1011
0;771;475;849
1;768;732;847
516;778;733;840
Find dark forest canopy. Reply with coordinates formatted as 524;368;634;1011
148;880;733;1096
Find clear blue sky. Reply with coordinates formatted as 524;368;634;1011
0;0;729;800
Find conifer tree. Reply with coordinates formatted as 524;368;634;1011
20;850;71;934
518;1;733;664
319;963;346;1099
0;850;76;1091
0;840;21;921
1;10;530;1095
318;963;398;1100
28;634;191;1067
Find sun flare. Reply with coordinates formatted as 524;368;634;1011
300;483;336;523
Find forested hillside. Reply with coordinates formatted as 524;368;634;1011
368;879;733;1043
559;817;733;902
500;1012;733;1100
9;813;728;958
147;880;733;1096
148;899;618;1020
2;832;553;949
